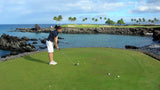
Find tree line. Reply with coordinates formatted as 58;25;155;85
131;18;159;24
53;15;159;25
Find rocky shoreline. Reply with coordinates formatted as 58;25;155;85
125;45;160;61
16;26;160;41
0;33;63;59
16;27;156;36
0;34;36;55
0;50;46;62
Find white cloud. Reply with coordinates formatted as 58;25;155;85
0;0;133;15
0;0;159;24
129;0;160;13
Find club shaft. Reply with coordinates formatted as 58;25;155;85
60;50;74;64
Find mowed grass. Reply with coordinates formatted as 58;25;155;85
0;48;160;90
62;24;160;28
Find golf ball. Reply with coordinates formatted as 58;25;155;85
108;73;110;76
117;75;120;78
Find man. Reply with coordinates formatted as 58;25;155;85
46;25;62;65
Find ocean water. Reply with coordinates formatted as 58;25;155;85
0;24;155;58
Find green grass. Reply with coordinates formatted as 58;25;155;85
61;24;160;28
0;48;160;90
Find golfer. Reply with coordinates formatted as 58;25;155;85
46;25;62;65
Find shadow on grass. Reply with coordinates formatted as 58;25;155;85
24;56;48;64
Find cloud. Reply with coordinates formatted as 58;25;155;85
129;0;160;13
0;0;133;15
0;0;159;24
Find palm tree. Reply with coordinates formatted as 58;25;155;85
142;18;145;22
104;17;107;20
151;20;154;23
53;16;57;24
139;18;141;22
53;15;63;25
53;16;57;20
133;19;136;24
68;17;77;24
100;17;102;20
92;18;95;24
58;15;62;20
84;18;87;24
138;18;142;24
82;19;85;24
95;19;98;25
131;19;134;24
73;17;76;21
100;17;102;24
148;19;151;24
136;20;139;24
154;18;159;24
73;17;77;24
154;18;157;21
68;17;72;23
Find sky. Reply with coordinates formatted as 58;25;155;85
0;0;160;24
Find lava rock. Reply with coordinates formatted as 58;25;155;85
30;38;38;41
140;30;147;36
41;38;47;44
1;54;10;58
32;42;38;44
0;33;36;52
153;30;160;41
10;51;18;55
21;36;29;41
58;37;64;39
35;24;41;31
125;45;139;49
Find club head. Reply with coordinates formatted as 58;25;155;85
74;63;79;66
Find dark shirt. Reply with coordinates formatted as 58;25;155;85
47;30;58;42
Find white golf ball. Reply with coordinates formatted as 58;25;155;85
117;75;120;78
108;73;110;76
77;63;79;65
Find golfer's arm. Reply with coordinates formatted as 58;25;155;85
54;36;59;48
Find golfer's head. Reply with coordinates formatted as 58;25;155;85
55;25;62;32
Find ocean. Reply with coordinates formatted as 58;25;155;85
0;24;155;58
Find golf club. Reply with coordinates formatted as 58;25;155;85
59;49;79;66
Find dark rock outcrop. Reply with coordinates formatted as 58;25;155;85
58;37;64;39
0;33;36;52
32;42;38;44
125;45;139;49
41;38;60;44
30;38;38;41
41;38;47;44
153;30;160;41
10;51;18;55
35;24;41;31
21;36;29;41
16;27;156;36
1;54;10;58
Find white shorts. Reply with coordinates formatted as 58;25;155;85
46;40;54;53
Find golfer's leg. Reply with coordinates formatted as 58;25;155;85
46;41;54;63
49;52;53;62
